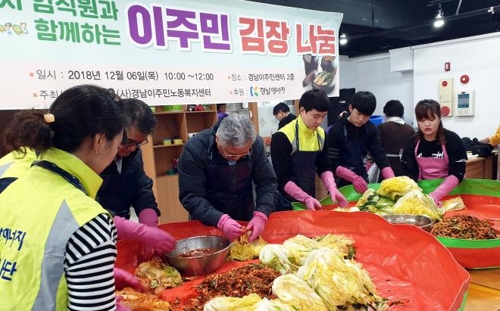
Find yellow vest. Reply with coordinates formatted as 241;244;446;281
0;148;108;311
278;116;326;153
0;148;37;179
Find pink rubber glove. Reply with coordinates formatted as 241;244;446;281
284;181;322;210
116;303;131;311
381;167;395;179
247;211;268;242
138;208;159;227
320;171;348;207
114;216;176;254
336;166;368;194
114;268;145;292
217;214;246;240
429;175;460;205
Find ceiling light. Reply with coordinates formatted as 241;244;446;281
339;33;348;45
434;8;445;28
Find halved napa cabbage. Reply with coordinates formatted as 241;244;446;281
272;274;328;311
391;189;443;220
229;233;267;261
376;176;421;201
296;248;384;309
203;293;261;311
249;298;296;311
259;244;299;274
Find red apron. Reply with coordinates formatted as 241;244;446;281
415;139;449;180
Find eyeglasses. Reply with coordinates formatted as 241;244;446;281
122;131;148;148
220;145;251;159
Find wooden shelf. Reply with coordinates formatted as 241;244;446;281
153;143;185;149
142;104;217;224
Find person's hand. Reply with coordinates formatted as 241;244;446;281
247;212;268;242
304;196;322;210
381;167;395;179
138;208;159;227
114;217;176;254
114;268;145;292
479;137;490;144
330;188;348;207
217;214;246;240
352;176;368;194
116;303;131;311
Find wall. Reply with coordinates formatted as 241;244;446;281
412;33;500;139
339;54;414;124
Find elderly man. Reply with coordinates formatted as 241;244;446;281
178;113;277;242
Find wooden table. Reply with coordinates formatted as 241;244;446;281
465;269;500;311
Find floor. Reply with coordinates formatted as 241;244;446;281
465;269;500;311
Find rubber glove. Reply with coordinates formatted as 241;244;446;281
381;167;395;179
320;171;348;207
247;211;268;242
336;166;368;194
114;216;176;254
217;214;246;240
116;303;131;311
284;181;322;210
138;208;159;227
429;175;459;205
114;268;145;292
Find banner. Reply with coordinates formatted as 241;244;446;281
0;0;342;109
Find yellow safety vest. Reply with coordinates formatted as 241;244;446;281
0;148;109;311
0;148;37;179
278;116;326;153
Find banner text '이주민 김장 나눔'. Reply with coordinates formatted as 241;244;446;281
0;0;342;108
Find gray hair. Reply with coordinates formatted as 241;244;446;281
216;113;256;148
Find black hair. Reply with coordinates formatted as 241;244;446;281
273;102;290;115
350;91;376;116
383;100;404;118
299;89;329;112
414;99;446;145
121;98;157;135
3;84;126;154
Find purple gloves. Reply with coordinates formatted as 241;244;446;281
336;166;368;194
429;175;460;205
247;211;268;242
320;171;348;207
284;181;322;210
381;167;395;179
138;208;159;227
114;216;176;254
114;268;144;292
217;214;246;240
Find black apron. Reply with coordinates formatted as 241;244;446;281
277;120;322;211
337;124;368;188
97;160;136;219
204;142;254;221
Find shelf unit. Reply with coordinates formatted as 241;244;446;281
142;105;217;224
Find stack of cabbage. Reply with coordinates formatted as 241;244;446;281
204;234;388;311
356;176;443;221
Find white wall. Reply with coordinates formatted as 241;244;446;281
412;33;500;139
339;32;500;139
339;54;414;124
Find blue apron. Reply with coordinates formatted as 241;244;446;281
277;120;322;211
203;140;254;221
337;124;368;187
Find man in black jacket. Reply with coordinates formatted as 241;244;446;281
273;102;297;130
98;98;161;227
178;113;276;242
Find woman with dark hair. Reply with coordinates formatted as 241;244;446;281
0;85;130;310
378;100;415;177
401;99;466;205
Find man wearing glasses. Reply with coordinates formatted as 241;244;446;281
98;98;161;228
178;113;277;242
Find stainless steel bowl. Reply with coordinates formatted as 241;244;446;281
383;214;434;232
165;235;230;276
